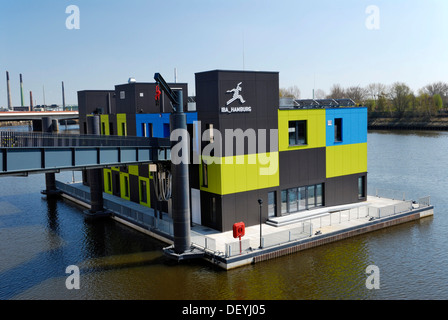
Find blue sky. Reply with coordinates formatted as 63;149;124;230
1;0;447;106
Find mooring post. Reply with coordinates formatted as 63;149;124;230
170;89;192;254
86;115;106;216
41;117;60;197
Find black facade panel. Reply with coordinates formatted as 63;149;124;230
279;148;326;189
138;164;149;178
129;174;139;203
219;188;271;232
325;173;367;207
126;113;136;137
195;70;279;157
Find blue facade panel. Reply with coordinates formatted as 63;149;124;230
325;107;367;146
135;112;198;138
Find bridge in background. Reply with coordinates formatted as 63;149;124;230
0;111;78;122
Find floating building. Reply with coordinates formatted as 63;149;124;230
77;70;368;233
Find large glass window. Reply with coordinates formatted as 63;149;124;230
308;185;316;209
281;183;324;215
288;120;307;146
288;188;298;212
298;187;307;211
316;184;323;207
281;190;288;214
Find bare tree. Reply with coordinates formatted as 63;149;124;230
279;85;301;99
421;82;448;106
366;83;387;100
326;84;346;99
345;86;368;104
314;89;326;99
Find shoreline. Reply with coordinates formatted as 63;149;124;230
368;117;448;131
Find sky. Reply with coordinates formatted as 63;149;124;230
1;0;448;106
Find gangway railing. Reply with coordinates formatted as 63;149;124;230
0;132;171;175
0;131;169;148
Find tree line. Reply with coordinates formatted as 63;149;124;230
280;81;448;118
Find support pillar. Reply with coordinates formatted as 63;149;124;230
41;172;61;197
84;115;108;218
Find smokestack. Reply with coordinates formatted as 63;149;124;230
6;71;12;110
20;74;24;107
30;91;33;111
62;81;66;110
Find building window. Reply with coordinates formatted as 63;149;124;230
142;123;147;137
358;176;366;199
140;180;147;203
124;176;129;198
281;183;324;215
268;191;276;217
308;185;316;209
109;122;114;135
121;123;127;136
148;123;153;138
334;118;342;142
281;190;287;214
289;120;307;146
316;184;323;207
298;187;307;211
120;91;125;99
107;172;112;192
288;188;298;213
202;160;208;187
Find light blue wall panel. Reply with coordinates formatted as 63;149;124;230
325;107;367;146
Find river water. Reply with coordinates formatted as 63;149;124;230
0;127;447;300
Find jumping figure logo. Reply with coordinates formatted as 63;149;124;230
221;82;251;114
226;82;246;105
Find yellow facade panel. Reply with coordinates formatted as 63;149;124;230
326;143;368;178
201;152;280;195
117;114;127;136
278;109;326;152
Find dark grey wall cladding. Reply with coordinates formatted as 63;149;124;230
195;70;279;157
279;148;326;189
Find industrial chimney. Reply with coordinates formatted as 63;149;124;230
30;91;33;111
62;81;66;110
20;74;24;107
6;71;12;110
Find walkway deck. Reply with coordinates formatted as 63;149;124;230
55;181;434;270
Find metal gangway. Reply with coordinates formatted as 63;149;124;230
0;131;171;175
